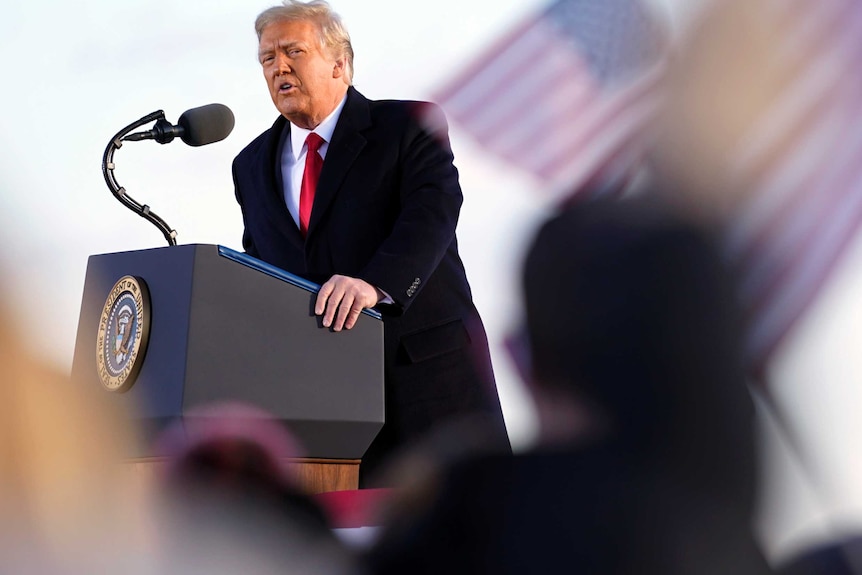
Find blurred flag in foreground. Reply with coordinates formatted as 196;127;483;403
655;0;862;374
433;0;667;200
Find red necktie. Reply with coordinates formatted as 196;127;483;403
299;132;325;237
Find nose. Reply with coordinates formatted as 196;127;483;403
275;53;291;75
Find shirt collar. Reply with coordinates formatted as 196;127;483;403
289;93;347;158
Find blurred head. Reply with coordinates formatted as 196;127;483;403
651;0;862;224
155;402;312;521
650;0;862;370
520;197;755;495
0;295;146;573
256;0;353;129
650;0;785;221
154;402;353;574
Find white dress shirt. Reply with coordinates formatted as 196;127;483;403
280;94;347;227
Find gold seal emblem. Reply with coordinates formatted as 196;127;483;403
96;275;151;392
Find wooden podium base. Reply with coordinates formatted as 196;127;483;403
128;457;360;494
285;458;360;493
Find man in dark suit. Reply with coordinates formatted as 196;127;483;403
232;0;509;483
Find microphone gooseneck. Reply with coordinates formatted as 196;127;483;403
103;104;235;247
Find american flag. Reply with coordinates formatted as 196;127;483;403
433;0;667;200
721;0;862;373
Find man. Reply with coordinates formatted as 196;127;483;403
232;0;509;483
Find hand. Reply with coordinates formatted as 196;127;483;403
315;275;382;331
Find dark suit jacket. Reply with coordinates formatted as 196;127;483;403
232;87;509;479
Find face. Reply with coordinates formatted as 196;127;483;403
258;19;348;130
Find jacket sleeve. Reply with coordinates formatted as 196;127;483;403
357;103;464;315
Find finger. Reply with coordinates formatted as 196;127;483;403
315;280;335;315
332;293;356;332
322;285;346;328
344;305;363;330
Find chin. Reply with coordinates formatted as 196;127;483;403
277;103;305;119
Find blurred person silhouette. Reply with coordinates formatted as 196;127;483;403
152;402;356;575
0;292;152;574
653;0;862;372
364;196;771;575
652;0;862;569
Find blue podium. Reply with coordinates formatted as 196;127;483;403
71;244;385;491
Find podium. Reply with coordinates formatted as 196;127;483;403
71;244;385;492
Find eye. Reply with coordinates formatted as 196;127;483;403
288;49;303;57
260;54;274;65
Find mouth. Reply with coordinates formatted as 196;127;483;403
277;81;295;94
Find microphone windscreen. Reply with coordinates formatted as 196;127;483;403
177;103;235;147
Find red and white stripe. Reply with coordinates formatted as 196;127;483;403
723;0;862;370
434;11;663;201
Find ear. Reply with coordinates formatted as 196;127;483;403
332;56;345;79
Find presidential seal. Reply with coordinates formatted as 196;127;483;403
96;275;151;392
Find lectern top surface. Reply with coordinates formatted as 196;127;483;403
217;245;383;321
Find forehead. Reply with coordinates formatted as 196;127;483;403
258;19;321;50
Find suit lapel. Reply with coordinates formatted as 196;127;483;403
307;87;371;238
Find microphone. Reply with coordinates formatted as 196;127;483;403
123;103;235;146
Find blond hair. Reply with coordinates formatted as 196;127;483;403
255;0;354;84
